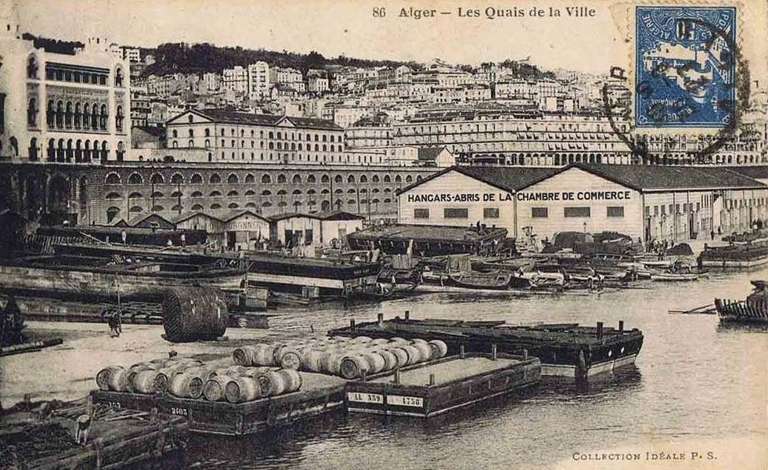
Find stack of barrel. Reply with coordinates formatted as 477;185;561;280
232;336;448;379
96;357;205;395
96;357;302;404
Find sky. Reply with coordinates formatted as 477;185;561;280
8;0;768;80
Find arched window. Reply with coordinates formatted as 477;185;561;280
321;175;330;183
245;190;255;196
114;67;124;87
171;173;184;184
82;104;90;130
227;190;239;197
151;191;164;198
74;103;81;128
292;174;301;184
56;101;63;128
128;192;143;200
104;173;121;185
347;175;355;183
172;130;178;138
90;104;98;129
210;173;222;184
406;175;413;183
210;203;222;210
106;207;120;223
128;173;143;185
27;55;38;79
150;173;164;184
360;175;368;183
245;174;255;183
115;106;124;132
384;175;391;183
27;98;38;127
228;203;239;209
335;175;343;183
277;174;286;183
262;190;272;196
129;206;144;213
395;175;402;183
210;190;222;197
372;175;380;183
191;173;203;184
227;174;239;184
99;104;107;130
307;175;316;184
191;191;203;198
191;204;204;211
262;174;271;184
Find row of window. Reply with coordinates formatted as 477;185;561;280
34;99;124;132
29;57;123;87
177;120;342;142
111;187;393;199
105;172;417;185
412;206;625;219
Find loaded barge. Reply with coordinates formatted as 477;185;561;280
697;243;768;269
329;313;643;379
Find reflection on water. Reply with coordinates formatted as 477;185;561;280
181;267;768;469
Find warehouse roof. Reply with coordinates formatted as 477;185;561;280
398;166;560;194
720;166;768;180
399;164;767;195
571;164;768;192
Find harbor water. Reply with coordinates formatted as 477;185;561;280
2;268;767;469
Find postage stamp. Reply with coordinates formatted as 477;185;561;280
634;5;737;129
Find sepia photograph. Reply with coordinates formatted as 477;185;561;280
0;0;766;468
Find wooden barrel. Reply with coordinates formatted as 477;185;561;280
202;376;230;401
386;348;409;368
131;370;165;394
362;352;386;374
412;342;433;363
279;348;305;370
301;350;326;372
108;368;130;392
162;287;229;343
390;337;409;344
224;376;261;403
320;351;346;376
278;369;302;394
340;355;370;379
428;340;448;359
397;345;422;365
241;366;274;378
96;366;123;391
255;370;285;396
376;349;398;371
232;345;257;366
371;338;390;346
352;336;373;344
249;344;278;366
169;372;201;398
411;338;429;345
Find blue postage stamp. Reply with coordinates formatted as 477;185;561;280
635;6;737;128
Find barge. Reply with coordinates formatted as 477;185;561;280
0;254;244;302
346;352;540;417
329;314;644;380
697;243;768;269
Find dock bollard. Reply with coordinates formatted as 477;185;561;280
596;321;604;341
405;310;410;321
394;368;401;385
429;373;435;386
491;344;497;361
377;313;384;326
618;320;624;333
460;344;465;359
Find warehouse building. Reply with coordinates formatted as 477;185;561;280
397;164;768;245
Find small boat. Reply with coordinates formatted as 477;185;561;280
448;270;514;290
650;272;700;282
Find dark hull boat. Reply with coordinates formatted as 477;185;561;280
714;299;768;323
698;244;768;269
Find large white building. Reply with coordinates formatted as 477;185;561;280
247;61;270;99
222;66;248;94
165;108;346;165
397;164;768;245
0;13;131;163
